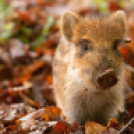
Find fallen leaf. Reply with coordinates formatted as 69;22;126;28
106;118;120;130
85;121;106;134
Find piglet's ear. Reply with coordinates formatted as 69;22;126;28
61;11;80;41
111;10;127;34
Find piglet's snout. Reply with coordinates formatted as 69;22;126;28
97;69;118;89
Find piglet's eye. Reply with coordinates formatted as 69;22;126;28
82;44;89;51
113;39;123;56
113;39;123;50
77;39;92;51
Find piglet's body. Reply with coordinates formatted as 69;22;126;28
53;11;127;125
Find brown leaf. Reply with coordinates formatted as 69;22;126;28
85;121;106;134
53;122;67;133
106;118;120;130
41;106;65;121
100;128;118;134
119;45;134;67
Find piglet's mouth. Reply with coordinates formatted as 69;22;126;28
96;69;118;90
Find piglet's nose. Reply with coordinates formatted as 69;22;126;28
97;69;118;89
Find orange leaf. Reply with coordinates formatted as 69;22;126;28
42;113;50;121
85;121;106;134
119;45;130;60
7;125;16;130
74;122;78;129
41;106;64;121
119;45;134;67
46;75;53;85
106;118;120;130
53;122;66;133
15;120;21;125
17;74;31;84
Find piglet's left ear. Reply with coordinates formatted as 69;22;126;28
111;10;127;34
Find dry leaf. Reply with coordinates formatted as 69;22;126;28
85;121;106;134
41;106;65;121
106;118;120;130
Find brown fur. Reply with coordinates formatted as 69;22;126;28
53;11;127;125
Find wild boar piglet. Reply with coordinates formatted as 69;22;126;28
53;10;127;125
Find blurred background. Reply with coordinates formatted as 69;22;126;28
0;0;134;115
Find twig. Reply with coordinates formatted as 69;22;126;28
32;76;47;107
8;40;14;80
118;117;134;134
9;81;32;91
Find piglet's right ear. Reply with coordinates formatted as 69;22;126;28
61;11;80;42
